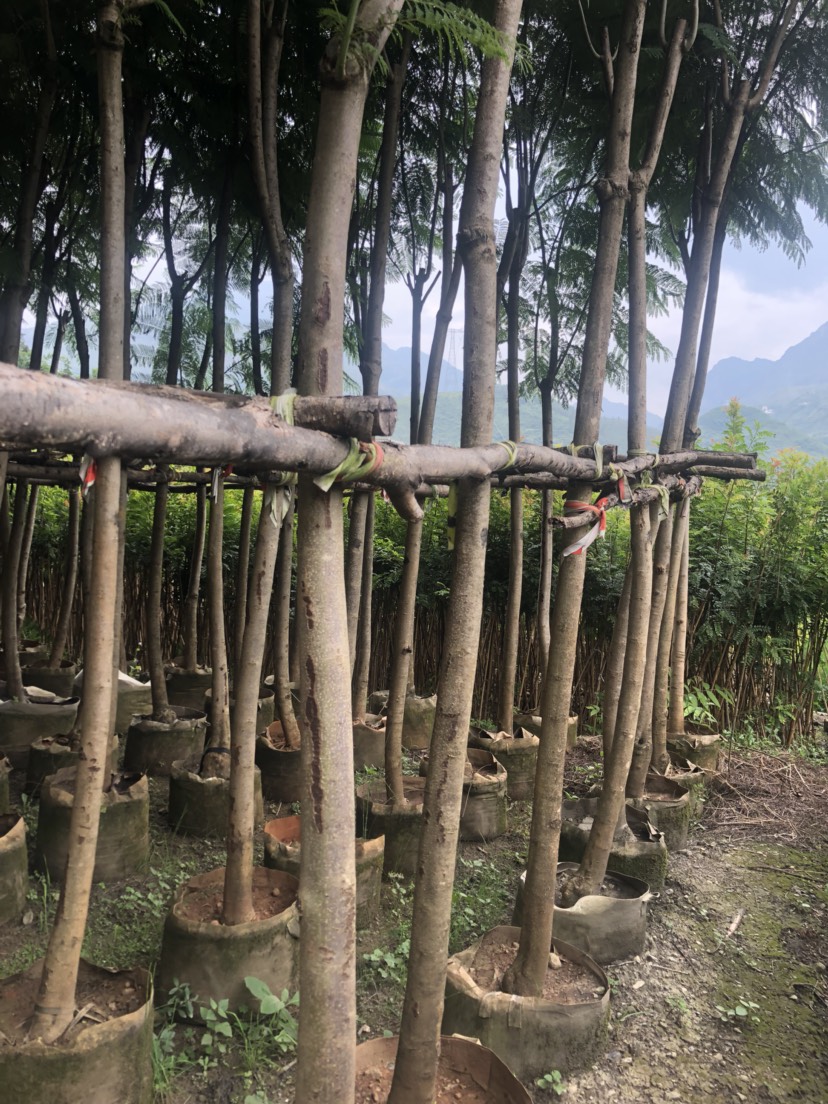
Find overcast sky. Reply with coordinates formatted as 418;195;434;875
381;209;828;416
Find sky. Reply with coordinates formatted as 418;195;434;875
380;210;828;417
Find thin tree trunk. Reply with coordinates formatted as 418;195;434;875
68;275;91;380
48;486;81;666
389;5;520;1098
352;493;375;721
48;308;69;374
345;492;369;673
536;380;554;683
602;567;631;759
30;457;122;1041
222;486;282;924
562;504;653;902
651;497;689;770
3;482;29;701
206;476;231;752
273;495;300;748
182;483;207;671
146;471;172;718
667;503;690;736
502;0;647;999
384;518;422;804
211;166;233;396
233;485;255;678
293;8;403;1100
17;484;40;631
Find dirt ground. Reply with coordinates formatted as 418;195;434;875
1;741;827;1103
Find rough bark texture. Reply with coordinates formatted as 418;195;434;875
292;6;404;1099
388;4;521;1099
501;0;646;999
48;486;81;666
223;488;281;924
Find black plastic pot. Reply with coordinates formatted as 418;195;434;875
468;727;539;801
0;696;80;768
419;749;508;841
123;706;207;777
353;714;386;771
256;725;303;805
25;731;120;797
367;690;436;750
19;660;78;698
356;776;425;878
165;666;212;710
559;797;669;891
168;755;264;837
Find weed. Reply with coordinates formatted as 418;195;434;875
536;1069;565;1095
714;995;761;1024
665;994;689;1017
449;856;510;952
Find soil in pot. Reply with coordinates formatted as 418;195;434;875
256;721;302;805
155;865;299;1015
19;659;78;698
367;690;436;750
0;959;153;1104
354;1034;532;1104
442;924;610;1080
468;726;539;802
353;713;386;771
25;731;120;797
559;797;669;891
512;862;651;964
165;665;212;710
263;814;384;928
356;776;425;878
0;814;28;925
123;706;207;777
0;694;81;768
36;768;150;883
420;749;508;841
168;754;264;837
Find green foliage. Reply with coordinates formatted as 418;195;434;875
536;1069;565;1094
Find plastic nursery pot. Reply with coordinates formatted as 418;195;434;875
512;862;651;965
514;712;579;749
353;713;386;771
662;756;707;815
155;865;299;1016
165;665;212;710
168;755;264;837
442;924;610;1081
0;815;28;925
631;772;692;852
468;727;539;802
0;757;10;814
25;731;120;797
0;695;80;769
356;776;425;878
354;1033;532;1104
35;768;149;883
73;669;153;736
19;659;78;698
367;689;436;750
0;960;153;1104
667;732;722;774
204;684;276;733
419;748;507;841
123;706;207;777
559;797;669;891
255;722;302;805
263;815;384;929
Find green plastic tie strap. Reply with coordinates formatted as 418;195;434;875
495;440;519;471
270;389;297;426
314;438;384;493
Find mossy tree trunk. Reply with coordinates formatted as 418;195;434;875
388;4;521;1099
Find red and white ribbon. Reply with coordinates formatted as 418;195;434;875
562;496;610;557
79;455;97;499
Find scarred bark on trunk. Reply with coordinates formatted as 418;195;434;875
389;5;521;1099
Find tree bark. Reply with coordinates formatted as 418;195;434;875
293;6;403;1100
273;495;301;748
206;475;231;752
146;471;171;718
17;484;40;631
501;0;646;999
651;497;689;770
3;482;29;700
352;493;375;721
667;504;690;736
389;4;521;1098
182;482;207;671
48;486;81;666
233;485;255;678
222;486;282;924
602;566;631;759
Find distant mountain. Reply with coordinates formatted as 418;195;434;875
347;344;464;396
698;322;828;457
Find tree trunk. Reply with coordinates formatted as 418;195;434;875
146;471;171;718
667;506;690;736
560;503;653;903
68;273;91;380
48;486;81;666
48;308;69;374
206;476;231;752
273;495;300;748
211;165;234;396
383;517;422;805
345;492;369;673
389;4;521;1098
602;567;631;759
352;493;375;721
651;497;689;771
293;7;403;1100
501;0;646;1000
222;486;282;924
3;482;29;701
17;484;39;631
536;379;554;682
233;485;255;678
182;483;207;671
